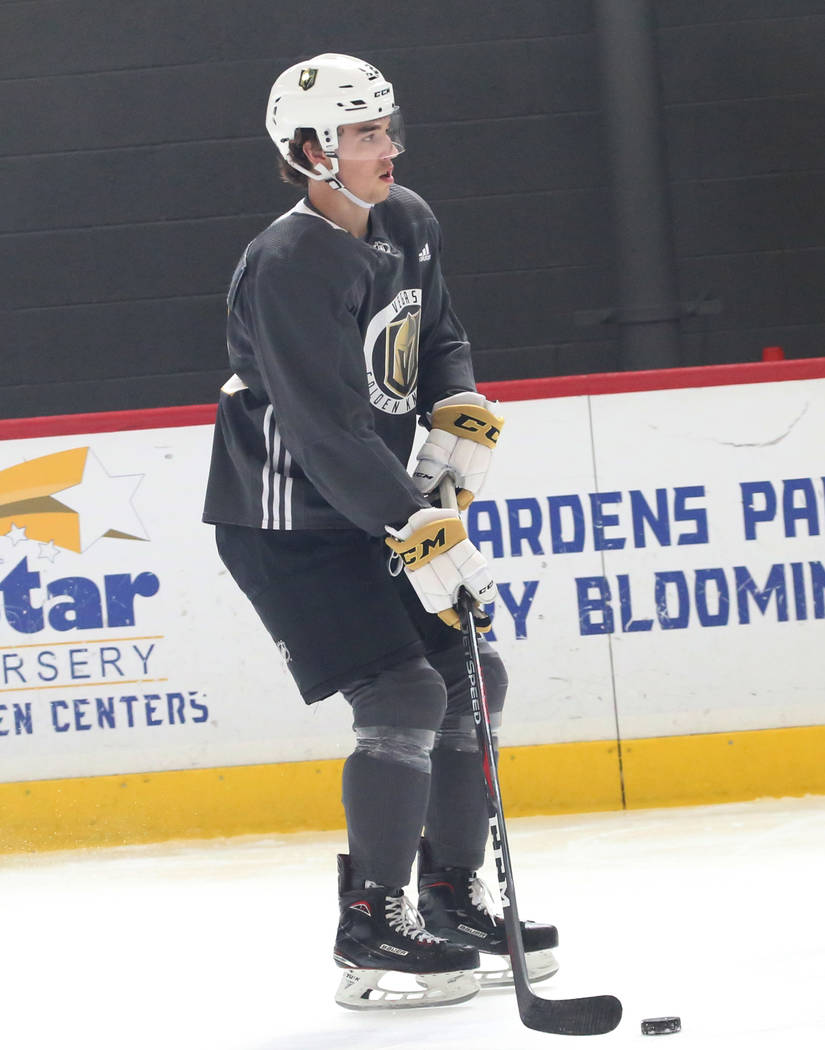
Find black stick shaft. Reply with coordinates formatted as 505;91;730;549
439;480;534;1008
456;589;535;1006
438;479;622;1035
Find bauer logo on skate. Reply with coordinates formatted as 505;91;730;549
0;445;210;750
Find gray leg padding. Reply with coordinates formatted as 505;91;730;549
427;640;508;734
342;752;431;890
340;655;447;889
341;653;447;731
424;642;509;870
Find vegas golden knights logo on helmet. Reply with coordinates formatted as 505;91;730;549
384;309;420;399
298;67;318;91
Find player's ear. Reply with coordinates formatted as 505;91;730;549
303;139;328;169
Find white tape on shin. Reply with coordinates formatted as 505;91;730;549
434;713;501;752
354;725;436;773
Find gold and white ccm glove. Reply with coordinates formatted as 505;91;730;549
386;507;496;630
412;392;505;510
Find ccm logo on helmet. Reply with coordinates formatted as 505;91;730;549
454;412;501;445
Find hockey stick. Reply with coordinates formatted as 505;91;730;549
439;479;622;1036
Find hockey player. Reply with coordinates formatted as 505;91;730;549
203;53;557;1009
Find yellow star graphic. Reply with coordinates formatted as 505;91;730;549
0;448;146;553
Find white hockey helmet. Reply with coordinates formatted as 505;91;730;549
265;53;404;202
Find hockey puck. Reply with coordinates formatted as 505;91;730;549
641;1017;681;1036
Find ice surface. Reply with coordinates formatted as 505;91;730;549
2;796;824;1049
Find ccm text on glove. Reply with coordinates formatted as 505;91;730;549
412;392;505;510
385;508;496;630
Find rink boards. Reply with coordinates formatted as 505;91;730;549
1;358;824;851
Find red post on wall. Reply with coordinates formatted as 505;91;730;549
762;346;785;361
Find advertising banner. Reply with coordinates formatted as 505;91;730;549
1;369;823;784
471;377;825;744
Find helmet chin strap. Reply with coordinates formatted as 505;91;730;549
337;184;375;210
286;156;376;210
312;161;375;210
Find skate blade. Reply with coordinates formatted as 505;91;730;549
475;948;560;989
335;967;479;1010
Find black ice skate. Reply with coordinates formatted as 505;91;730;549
417;838;560;989
333;854;480;1010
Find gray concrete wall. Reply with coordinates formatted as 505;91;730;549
1;1;823;416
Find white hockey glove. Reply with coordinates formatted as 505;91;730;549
386;507;496;631
412;392;505;510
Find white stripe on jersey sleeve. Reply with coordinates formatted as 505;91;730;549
282;445;293;530
271;425;285;530
261;404;274;528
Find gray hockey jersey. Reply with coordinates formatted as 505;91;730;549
203;184;476;537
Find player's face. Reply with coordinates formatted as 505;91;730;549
336;116;402;204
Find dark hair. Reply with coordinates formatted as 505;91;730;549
279;128;322;188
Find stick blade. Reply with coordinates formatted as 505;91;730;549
521;993;623;1036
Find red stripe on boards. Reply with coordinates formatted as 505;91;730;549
1;358;823;440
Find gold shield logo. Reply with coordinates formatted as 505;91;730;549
298;67;318;91
385;309;420;398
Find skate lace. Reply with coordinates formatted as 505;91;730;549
386;893;443;944
468;874;499;920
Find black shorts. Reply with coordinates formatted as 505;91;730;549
214;524;460;704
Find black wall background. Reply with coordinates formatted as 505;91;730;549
1;0;824;418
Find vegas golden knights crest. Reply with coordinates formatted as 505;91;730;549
362;288;422;414
298;67;318;91
385;309;420;398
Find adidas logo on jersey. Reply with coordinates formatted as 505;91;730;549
418;242;431;262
